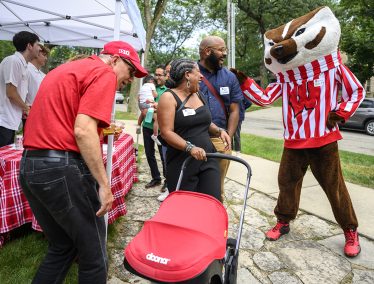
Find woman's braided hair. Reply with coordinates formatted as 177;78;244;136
165;58;196;88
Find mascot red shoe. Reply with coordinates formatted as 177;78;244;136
232;6;365;257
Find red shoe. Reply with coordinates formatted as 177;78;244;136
266;221;290;241
344;229;361;257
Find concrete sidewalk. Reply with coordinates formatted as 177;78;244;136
121;120;374;240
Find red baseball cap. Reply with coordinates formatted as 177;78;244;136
101;41;148;78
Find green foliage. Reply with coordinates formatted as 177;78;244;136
0;40;15;62
46;45;97;71
338;0;374;83
0;41;96;73
146;0;213;69
205;0;336;82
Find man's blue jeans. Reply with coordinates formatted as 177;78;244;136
19;155;107;284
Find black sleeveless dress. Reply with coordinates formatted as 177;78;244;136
166;90;221;201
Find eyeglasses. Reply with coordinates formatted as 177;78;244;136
207;46;228;53
154;73;165;77
121;58;136;77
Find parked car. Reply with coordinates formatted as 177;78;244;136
338;98;374;136
115;92;124;104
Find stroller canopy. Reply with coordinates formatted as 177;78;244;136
124;191;228;282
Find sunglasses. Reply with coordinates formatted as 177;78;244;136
121;58;136;77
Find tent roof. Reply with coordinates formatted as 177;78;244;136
0;0;146;51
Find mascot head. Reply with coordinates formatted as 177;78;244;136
264;6;341;74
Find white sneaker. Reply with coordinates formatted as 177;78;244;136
151;134;162;146
157;190;169;202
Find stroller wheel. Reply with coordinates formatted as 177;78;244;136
210;274;223;284
226;238;237;248
223;239;239;284
223;252;239;284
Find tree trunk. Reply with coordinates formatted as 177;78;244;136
127;79;141;114
127;0;168;114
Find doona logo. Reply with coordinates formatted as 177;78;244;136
118;49;130;56
146;253;171;265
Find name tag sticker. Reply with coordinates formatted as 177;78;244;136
314;79;324;87
220;87;230;95
182;109;196;116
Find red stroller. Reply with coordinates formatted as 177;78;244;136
124;153;252;283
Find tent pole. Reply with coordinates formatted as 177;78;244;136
135;51;145;156
105;0;122;237
231;2;235;68
227;0;232;68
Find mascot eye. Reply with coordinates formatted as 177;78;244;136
269;42;274;46
295;28;306;36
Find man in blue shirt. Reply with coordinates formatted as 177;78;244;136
198;35;242;197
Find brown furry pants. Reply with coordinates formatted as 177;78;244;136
274;142;358;230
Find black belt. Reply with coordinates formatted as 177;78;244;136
22;149;82;159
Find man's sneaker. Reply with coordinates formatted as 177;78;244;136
157;190;169;202
266;221;290;241
151;134;162;146
161;180;167;192
136;126;141;135
344;229;361;257
145;179;161;188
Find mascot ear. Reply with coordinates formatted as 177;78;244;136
326;112;345;129
230;68;248;85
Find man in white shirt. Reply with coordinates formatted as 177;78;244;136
0;31;40;147
26;44;49;105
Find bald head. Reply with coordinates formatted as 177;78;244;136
199;36;225;55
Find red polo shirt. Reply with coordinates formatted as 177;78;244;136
24;55;117;152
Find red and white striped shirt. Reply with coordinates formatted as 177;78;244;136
241;51;365;149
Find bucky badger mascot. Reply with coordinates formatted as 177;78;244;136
232;6;365;257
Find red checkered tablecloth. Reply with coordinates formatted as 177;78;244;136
0;133;137;247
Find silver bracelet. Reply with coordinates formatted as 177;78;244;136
185;141;195;152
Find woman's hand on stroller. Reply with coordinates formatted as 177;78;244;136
190;146;207;161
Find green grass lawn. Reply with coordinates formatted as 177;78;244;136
115;111;137;120
246;97;282;112
241;133;374;188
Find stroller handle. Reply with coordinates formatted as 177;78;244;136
176;153;252;191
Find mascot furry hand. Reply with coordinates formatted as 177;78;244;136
233;7;365;257
233;6;365;148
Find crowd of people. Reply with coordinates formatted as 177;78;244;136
0;28;362;283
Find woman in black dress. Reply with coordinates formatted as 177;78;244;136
157;59;231;202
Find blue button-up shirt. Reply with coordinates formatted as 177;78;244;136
198;62;242;129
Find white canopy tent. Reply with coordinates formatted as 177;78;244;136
0;0;146;51
0;0;146;230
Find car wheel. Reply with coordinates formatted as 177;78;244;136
365;120;374;136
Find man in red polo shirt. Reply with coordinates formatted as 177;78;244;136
19;41;147;283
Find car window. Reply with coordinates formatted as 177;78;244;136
359;100;374;109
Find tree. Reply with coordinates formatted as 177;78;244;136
126;0;169;113
128;0;209;113
205;0;334;85
338;0;374;84
147;0;211;69
0;40;15;62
